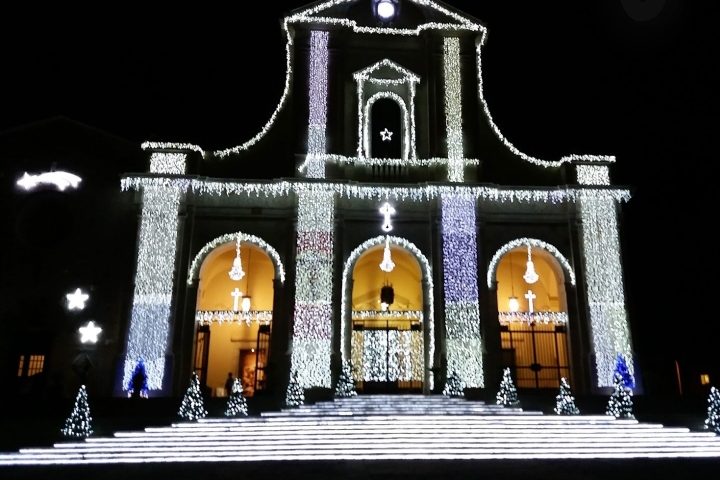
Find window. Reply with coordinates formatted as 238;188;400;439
17;354;45;377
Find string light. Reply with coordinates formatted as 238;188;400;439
305;31;329;179
353;330;423;383
441;194;484;387
487;238;576;289
498;312;568;326
443;37;465;182
142;142;204;156
122;153;187;391
187;232;285;286
579;191;633;386
290;190;335;388
341;235;434;390
351;310;423;322
195;310;272;326
577;165;611;186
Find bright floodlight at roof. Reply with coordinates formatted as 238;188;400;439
377;0;395;19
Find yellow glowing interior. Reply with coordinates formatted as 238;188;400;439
495;248;567;313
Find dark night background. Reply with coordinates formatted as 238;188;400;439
1;0;719;395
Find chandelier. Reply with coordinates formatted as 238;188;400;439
228;236;245;281
379;236;395;273
523;245;539;284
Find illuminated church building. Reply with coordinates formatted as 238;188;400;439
120;0;634;400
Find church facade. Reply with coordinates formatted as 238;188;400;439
119;0;633;400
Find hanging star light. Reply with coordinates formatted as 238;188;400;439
379;236;395;273
66;288;90;311
78;321;102;344
228;236;245;281
523;245;539;284
379;128;393;142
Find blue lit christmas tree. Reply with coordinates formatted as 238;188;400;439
705;386;720;434
61;385;93;438
178;372;207;421
127;359;149;398
443;370;465;398
554;377;580;415
496;368;520;406
334;360;357;398
224;378;248;417
615;353;635;389
285;370;305;407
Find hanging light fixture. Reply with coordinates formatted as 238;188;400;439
241;248;253;312
228;236;245;281
523;244;539;284
379;236;395;273
508;252;519;312
380;283;395;309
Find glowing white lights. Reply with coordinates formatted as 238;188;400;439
498;311;568;326
523;245;539;284
78;321;102;344
441;194;484;388
306;31;330;179
290;190;336;388
353;330;423;382
443;37;465;182
66;288;89;311
123;152;187;391
341;235;434;390
141;142;204;156
187;232;285;286
352;310;423;322
579;191;633;387
376;0;396;20
228;237;245;281
195;310;272;326
487;238;576;289
379;202;396;232
524;290;536;314
231;288;243;312
379;128;393;142
379;237;396;273
577;165;611;186
149;153;186;175
17;171;82;191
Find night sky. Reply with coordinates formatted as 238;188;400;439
2;0;719;391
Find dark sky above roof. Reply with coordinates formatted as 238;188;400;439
2;0;719;375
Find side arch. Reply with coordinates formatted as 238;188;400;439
486;238;575;289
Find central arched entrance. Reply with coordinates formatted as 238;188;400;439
342;236;433;393
190;234;283;398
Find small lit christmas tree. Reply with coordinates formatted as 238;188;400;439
178;372;207;421
705;386;720;434
443;370;465;398
61;385;93;438
606;372;634;419
334;360;357;398
127;359;149;398
285;370;305;407
554;377;580;415
224;378;248;417
496;368;520;406
614;353;635;389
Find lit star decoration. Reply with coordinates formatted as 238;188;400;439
341;235;434;389
579;191;633;387
380;128;393;142
123;151;187;391
379;202;396;232
78;321;102;344
17;171;82;191
66;288;89;311
441;194;484;388
290;190;335;388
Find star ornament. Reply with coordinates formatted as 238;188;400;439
66;288;90;310
379;128;393;142
79;321;102;344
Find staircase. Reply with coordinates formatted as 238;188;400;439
2;395;720;465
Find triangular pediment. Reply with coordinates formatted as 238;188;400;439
353;59;420;83
288;0;483;33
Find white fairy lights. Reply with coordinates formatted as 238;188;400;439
149;153;186;175
141;142;204;156
352;310;423;322
443;37;465;182
123;152;187;391
306;31;330;179
187;232;285;286
353;330;423;383
579;191;633;387
498;311;568;326
290;190;336;388
441;194;484;387
487;238;576;289
577;165;611;186
195;310;272;326
341;235;434;389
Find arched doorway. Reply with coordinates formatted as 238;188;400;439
492;241;574;389
370;97;403;159
191;237;281;398
342;236;432;393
